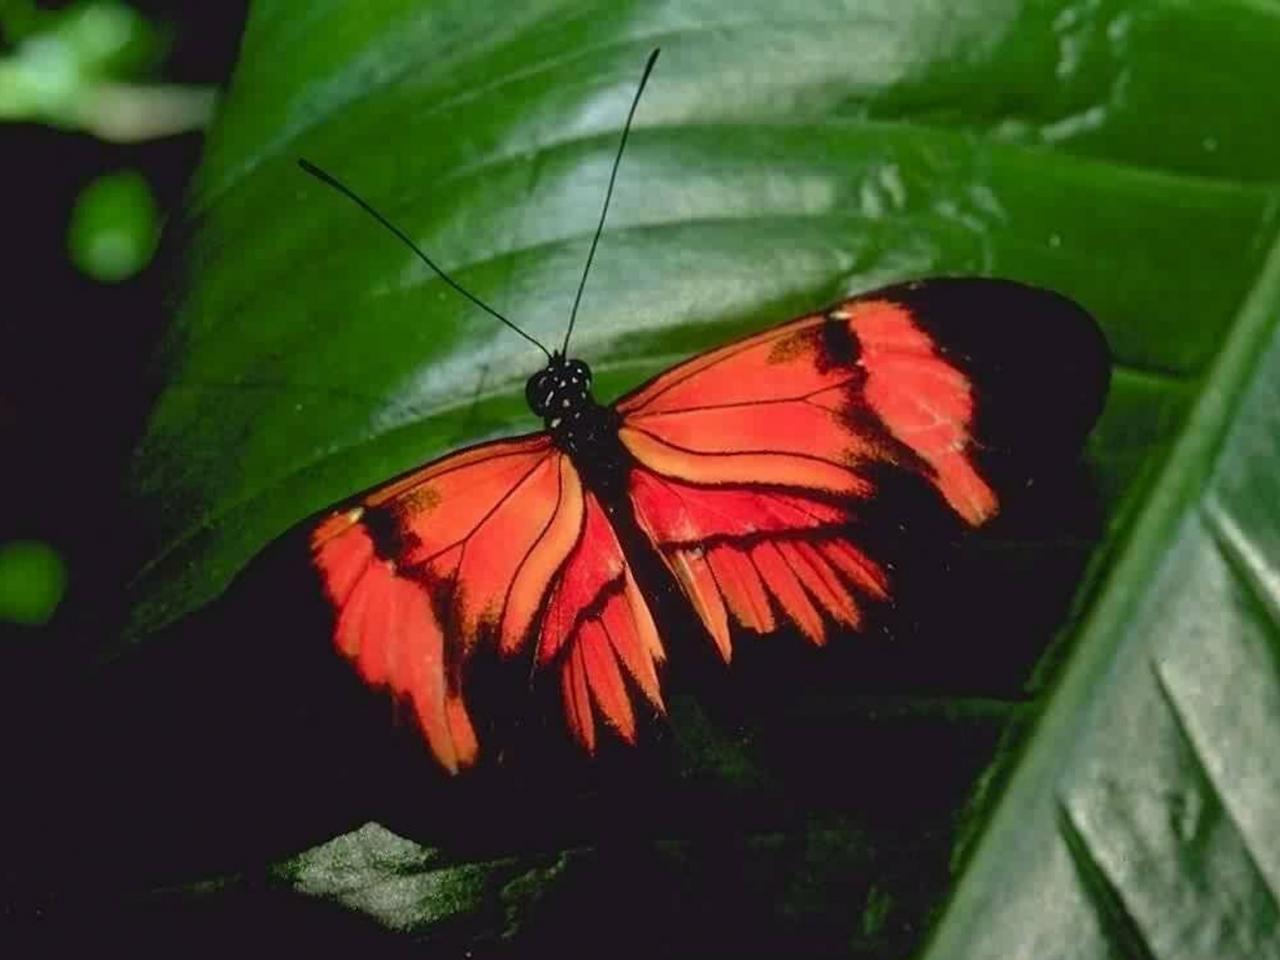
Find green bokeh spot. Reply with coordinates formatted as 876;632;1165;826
67;168;159;283
0;540;66;627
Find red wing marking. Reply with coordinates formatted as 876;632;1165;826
576;620;635;742
539;491;665;750
628;468;886;659
315;442;669;769
750;541;826;644
705;544;775;635
669;548;731;659
599;572;664;706
629;469;845;543
617;426;870;496
563;642;596;753
822;539;890;598
615;319;851;415
785;540;860;628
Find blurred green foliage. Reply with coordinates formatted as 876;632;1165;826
0;0;164;129
2;1;213;278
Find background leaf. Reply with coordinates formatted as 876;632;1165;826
118;0;1280;956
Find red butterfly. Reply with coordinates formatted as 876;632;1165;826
301;51;1108;774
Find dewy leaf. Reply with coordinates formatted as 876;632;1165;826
124;0;1280;955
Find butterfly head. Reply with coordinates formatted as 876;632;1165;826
526;355;593;421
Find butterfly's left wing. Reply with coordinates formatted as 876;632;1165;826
311;432;666;772
615;278;1108;658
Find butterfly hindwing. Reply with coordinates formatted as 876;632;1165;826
627;469;888;657
538;489;665;751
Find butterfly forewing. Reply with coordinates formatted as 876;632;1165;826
617;286;1002;523
312;434;567;771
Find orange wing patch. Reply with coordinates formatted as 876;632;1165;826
616;296;998;526
614;291;993;661
846;300;996;524
628;469;887;659
615;319;872;496
313;518;477;772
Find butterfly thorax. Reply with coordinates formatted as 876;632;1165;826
525;355;620;464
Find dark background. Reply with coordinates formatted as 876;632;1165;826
2;0;249;948
2;3;250;621
2;2;246;644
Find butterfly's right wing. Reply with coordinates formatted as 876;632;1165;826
311;432;664;772
615;279;1108;659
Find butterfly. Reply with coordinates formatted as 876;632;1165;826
300;50;1109;774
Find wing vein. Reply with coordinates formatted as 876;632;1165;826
618;317;821;411
367;439;546;507
627;423;857;472
652;474;838;543
410;451;554;568
626;373;861;419
498;456;567;640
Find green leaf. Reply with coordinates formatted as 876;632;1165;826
923;225;1280;959
126;0;1280;954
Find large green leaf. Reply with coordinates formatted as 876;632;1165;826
922;233;1280;958
124;0;1280;955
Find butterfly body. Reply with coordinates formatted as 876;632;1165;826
525;355;628;492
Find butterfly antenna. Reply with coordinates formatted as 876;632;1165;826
297;158;552;360
561;47;660;355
